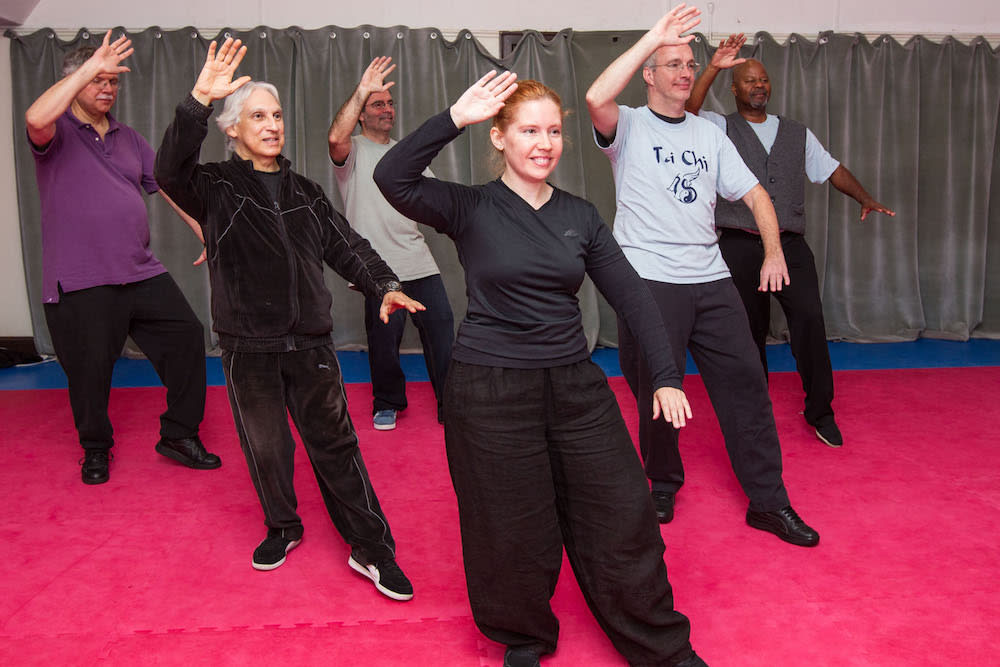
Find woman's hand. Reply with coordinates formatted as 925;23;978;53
652;387;692;428
449;70;518;129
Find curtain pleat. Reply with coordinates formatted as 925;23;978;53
7;26;1000;356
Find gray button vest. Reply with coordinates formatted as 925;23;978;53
715;112;807;235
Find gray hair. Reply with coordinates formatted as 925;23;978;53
62;46;97;77
215;81;281;151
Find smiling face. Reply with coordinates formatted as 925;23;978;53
731;59;771;112
226;87;285;170
490;98;563;188
643;44;697;114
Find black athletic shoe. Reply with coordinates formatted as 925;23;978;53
155;436;222;469
504;646;541;667
651;490;676;523
252;534;301;571
80;449;111;485
814;419;844;448
348;554;414;601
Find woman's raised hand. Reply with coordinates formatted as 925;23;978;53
449;70;518;129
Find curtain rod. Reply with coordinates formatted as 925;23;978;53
5;27;999;49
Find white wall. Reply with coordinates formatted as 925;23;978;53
3;0;998;339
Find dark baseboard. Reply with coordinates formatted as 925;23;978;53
0;337;39;358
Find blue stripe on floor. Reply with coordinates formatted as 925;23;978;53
1;339;998;390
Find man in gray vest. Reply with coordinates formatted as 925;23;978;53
686;34;895;448
328;57;454;432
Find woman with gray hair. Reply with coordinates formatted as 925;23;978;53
155;38;421;600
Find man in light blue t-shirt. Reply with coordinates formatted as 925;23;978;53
686;34;896;449
329;57;454;431
586;9;819;548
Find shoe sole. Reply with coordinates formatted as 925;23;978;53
746;515;820;547
252;539;301;571
82;474;109;485
155;443;223;469
372;422;396;431
815;429;843;448
348;556;414;601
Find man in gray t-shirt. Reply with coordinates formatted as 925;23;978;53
587;9;818;548
329;57;454;431
686;35;895;449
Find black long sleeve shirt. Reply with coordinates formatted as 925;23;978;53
374;110;681;390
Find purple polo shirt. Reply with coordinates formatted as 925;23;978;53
30;109;166;303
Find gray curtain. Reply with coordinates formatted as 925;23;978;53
7;27;1000;358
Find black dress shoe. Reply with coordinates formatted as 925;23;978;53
81;449;111;485
746;505;819;547
651;490;676;524
504;647;541;667
155;436;221;470
814;419;844;448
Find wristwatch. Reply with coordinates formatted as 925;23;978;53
378;280;403;298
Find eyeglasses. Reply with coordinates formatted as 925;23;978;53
647;61;702;74
366;99;395;111
89;77;120;89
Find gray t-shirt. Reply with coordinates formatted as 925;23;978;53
595;105;758;283
699;110;840;184
333;134;439;281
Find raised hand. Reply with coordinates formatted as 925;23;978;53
359;56;397;97
88;29;134;76
651;3;702;48
449;70;519;129
191;38;251;106
710;33;747;69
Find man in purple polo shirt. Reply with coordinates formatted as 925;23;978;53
25;30;221;485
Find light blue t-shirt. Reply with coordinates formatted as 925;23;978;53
699;110;840;184
595;105;758;283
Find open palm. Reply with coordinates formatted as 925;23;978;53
450;70;519;128
193;38;251;104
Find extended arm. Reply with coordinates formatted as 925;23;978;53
155;38;250;220
327;57;396;164
742;184;790;292
374;70;518;233
685;33;746;114
24;30;133;146
828;165;896;221
585;4;701;140
588;231;692;427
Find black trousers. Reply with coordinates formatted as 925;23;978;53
222;343;396;562
618;278;790;512
43;273;206;451
718;228;835;426
443;359;694;666
363;273;454;415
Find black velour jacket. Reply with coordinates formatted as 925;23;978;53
155;95;398;352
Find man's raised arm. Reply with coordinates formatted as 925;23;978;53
24;30;133;147
685;32;746;115
585;4;701;141
327;57;396;164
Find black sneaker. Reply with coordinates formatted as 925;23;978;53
504;647;541;667
252;534;301;571
80;449;111;485
814;419;843;448
348;554;414;601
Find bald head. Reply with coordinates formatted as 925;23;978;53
730;58;771;113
